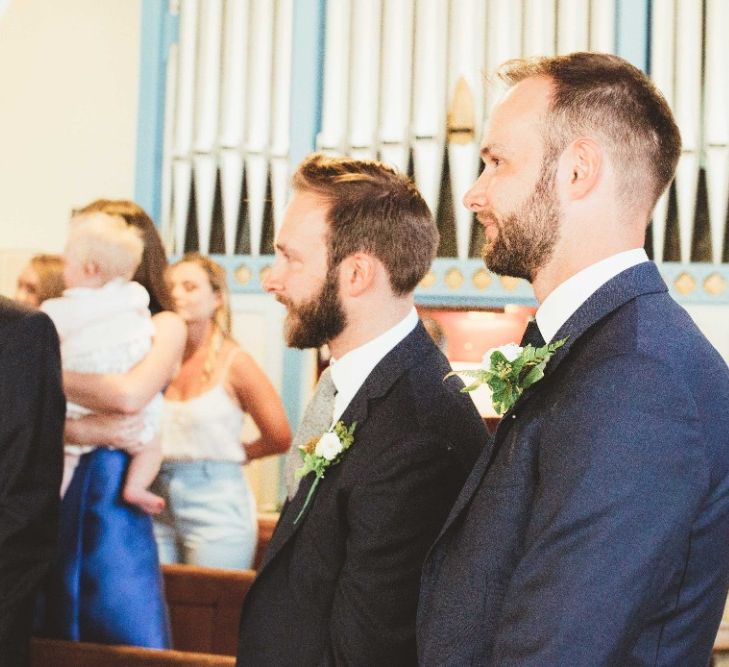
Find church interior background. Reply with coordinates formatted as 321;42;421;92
1;0;728;518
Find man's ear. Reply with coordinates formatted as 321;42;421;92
83;260;101;278
340;252;376;297
561;137;602;200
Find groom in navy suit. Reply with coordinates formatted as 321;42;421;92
418;52;729;665
237;154;485;665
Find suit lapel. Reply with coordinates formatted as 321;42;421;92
434;262;668;541
259;322;433;573
502;261;667;418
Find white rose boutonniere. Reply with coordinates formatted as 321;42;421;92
314;431;344;461
447;337;567;415
492;342;522;363
293;421;357;523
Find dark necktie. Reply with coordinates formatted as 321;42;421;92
520;318;546;348
284;366;337;500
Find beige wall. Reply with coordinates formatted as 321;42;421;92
685;305;729;364
0;0;141;264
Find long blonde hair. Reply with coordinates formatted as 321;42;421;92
172;253;232;382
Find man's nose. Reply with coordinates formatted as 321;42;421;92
262;260;282;294
463;170;488;212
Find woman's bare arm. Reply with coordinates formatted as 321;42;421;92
229;351;292;461
63;311;186;414
65;412;147;454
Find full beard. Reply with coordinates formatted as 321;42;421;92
282;265;347;349
480;160;561;282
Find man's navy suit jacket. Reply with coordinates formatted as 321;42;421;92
237;322;486;666
418;262;729;666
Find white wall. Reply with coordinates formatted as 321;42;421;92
0;0;141;264
685;305;729;365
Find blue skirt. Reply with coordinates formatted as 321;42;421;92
41;448;170;648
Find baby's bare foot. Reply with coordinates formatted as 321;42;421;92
123;486;166;515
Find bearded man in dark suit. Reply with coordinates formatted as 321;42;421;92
236;154;486;666
417;52;729;666
0;297;65;666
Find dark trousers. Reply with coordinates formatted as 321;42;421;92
0;594;35;667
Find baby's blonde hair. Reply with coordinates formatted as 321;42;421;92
66;211;144;282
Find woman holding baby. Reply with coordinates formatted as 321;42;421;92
39;200;184;648
38;200;290;648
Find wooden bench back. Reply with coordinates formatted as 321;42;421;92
163;563;255;656
31;638;235;666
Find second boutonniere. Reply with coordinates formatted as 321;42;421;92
447;338;567;416
293;421;357;524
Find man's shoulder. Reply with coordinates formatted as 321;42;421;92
394;345;487;451
363;322;449;405
583;290;723;371
0;295;31;319
0;296;52;331
0;298;59;364
546;291;729;430
402;342;476;406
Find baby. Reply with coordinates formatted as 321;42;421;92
42;212;165;514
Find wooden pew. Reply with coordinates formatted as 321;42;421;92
30;565;252;665
162;512;277;653
31;638;235;666
159;512;277;654
163;563;254;655
32;627;729;666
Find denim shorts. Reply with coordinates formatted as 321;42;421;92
152;460;257;570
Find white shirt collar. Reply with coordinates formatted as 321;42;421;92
536;248;649;343
329;307;419;422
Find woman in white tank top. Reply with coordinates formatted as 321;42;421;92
153;253;291;570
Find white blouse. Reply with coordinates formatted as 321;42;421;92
162;355;247;463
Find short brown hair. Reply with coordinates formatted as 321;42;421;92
497;52;681;211
292;153;438;296
78;199;173;313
